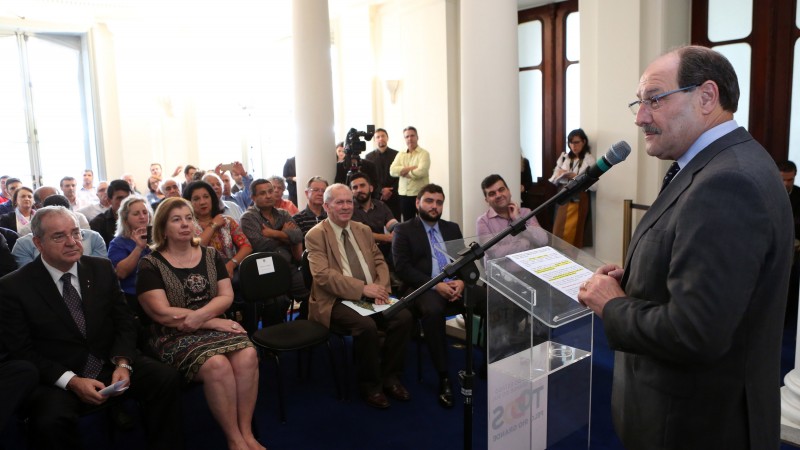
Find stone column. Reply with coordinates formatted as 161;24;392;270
293;0;336;209
781;300;800;443
459;0;521;237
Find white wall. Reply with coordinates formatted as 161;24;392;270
580;0;691;265
371;0;459;220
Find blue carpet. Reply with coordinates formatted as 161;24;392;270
4;318;799;449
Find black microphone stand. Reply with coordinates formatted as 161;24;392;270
376;173;599;450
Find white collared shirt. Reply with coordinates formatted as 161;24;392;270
40;258;81;389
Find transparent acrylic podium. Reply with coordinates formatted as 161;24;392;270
443;230;603;450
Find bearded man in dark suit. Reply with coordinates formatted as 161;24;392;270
393;183;483;409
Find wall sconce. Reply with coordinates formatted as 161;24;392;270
385;79;401;104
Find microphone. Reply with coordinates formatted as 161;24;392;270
562;140;631;195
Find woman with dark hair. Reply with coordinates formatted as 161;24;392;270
136;197;263;450
183;181;251;279
548;128;596;247
0;186;35;235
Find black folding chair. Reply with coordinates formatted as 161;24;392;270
239;252;339;423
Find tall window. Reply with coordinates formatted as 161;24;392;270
0;31;97;187
693;0;798;162
518;0;579;180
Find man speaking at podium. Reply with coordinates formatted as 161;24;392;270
579;46;793;449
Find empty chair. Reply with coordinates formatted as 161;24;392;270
239;251;339;423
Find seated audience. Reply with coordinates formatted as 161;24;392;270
231;170;245;195
137;197;263;450
108;196;152;312
292;176;329;239
182;164;198;191
217;162;253;211
89;179;132;247
33;185;57;209
0;206;183;449
146;176;164;207
268;175;299;215
349;172;398;268
60;176;80;210
12;226;106;268
151;178;181;211
122;173;142;195
240;179;307;324
203;173;243;222
0;175;9;203
77;180;110;221
76;170;96;210
150;163;163;179
22;192;90;234
12;195;107;267
183;181;252;279
0;178;21;215
0;186;35;235
306;183;413;409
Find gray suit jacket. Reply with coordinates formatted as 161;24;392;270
604;127;793;449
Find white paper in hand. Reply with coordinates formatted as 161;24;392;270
99;380;129;397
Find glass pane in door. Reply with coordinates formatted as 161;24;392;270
26;35;89;187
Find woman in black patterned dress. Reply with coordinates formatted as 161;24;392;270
137;197;264;450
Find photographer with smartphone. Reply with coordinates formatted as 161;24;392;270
108;196;153;316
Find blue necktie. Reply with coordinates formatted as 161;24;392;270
428;228;450;280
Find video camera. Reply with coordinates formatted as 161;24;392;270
344;125;375;177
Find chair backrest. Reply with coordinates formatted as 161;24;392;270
239;252;292;302
300;249;312;289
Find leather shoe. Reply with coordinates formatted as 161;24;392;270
364;392;390;409
384;383;411;401
438;378;454;408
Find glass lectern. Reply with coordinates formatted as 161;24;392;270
444;231;602;449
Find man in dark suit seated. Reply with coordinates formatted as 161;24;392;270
0;206;183;449
305;184;413;409
392;183;485;408
0;231;16;277
579;46;792;449
0;357;37;440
